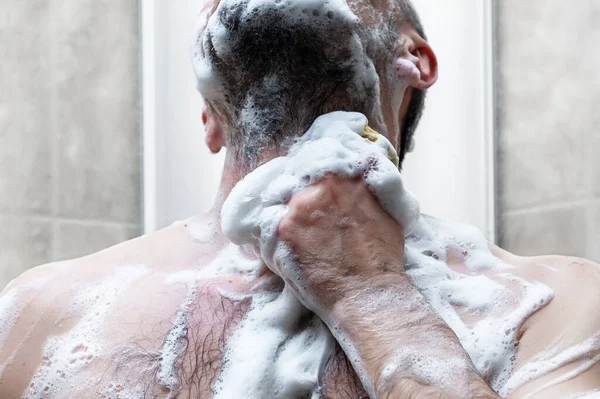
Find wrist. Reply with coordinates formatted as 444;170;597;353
330;271;414;324
385;375;500;399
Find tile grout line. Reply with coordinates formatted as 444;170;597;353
585;110;597;261
586;115;597;261
0;213;140;230
504;198;597;217
50;4;60;262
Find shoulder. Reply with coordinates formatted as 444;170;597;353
509;255;600;398
2;216;211;294
0;218;245;397
540;255;600;323
0;257;87;344
521;254;600;312
0;259;75;395
490;246;600;309
525;254;600;297
0;220;199;351
0;259;73;322
487;253;600;398
518;254;600;345
489;249;600;355
493;246;600;302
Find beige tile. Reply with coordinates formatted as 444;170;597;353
0;104;53;214
591;115;600;197
501;205;588;259
54;221;140;262
590;201;600;264
0;216;52;290
52;0;141;223
498;135;589;211
497;1;600;136
0;1;53;214
496;0;598;210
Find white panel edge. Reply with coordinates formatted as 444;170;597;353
142;0;158;234
482;0;497;243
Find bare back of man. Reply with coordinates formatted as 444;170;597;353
1;211;599;398
0;213;368;399
3;0;599;396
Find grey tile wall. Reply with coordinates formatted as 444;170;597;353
497;0;600;262
502;205;589;259
0;216;52;288
0;1;53;215
54;221;139;262
54;0;140;223
592;114;600;197
0;0;141;290
591;201;600;262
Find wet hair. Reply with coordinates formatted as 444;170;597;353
396;0;427;166
108;288;367;398
201;0;428;170
107;289;251;398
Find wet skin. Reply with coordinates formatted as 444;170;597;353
1;209;599;398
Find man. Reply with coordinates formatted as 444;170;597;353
1;0;599;398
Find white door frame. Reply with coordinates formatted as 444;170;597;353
142;0;227;233
141;0;158;233
141;0;496;241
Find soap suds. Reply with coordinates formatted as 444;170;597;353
0;275;50;350
404;218;556;390
520;353;600;399
164;244;265;286
156;286;200;396
0;275;55;382
501;333;600;397
213;285;335;399
220;111;557;396
381;347;470;394
192;0;361;103
23;266;149;398
96;383;145;399
222;111;420;247
185;217;219;244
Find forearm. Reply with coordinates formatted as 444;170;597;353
326;273;501;399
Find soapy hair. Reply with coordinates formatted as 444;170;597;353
200;0;427;170
107;290;366;398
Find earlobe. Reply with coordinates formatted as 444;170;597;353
413;43;438;90
203;109;224;154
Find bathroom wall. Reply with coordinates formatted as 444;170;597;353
0;1;141;289
496;1;600;261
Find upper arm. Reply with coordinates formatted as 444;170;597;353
509;257;600;399
0;265;60;396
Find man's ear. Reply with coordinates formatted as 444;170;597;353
203;108;224;154
412;41;438;90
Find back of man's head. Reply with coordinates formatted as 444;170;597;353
193;0;427;170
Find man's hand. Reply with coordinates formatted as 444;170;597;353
275;175;500;399
275;175;405;313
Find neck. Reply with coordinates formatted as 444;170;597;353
213;147;281;214
210;103;400;216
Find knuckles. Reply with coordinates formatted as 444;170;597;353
278;176;369;241
278;187;324;241
290;176;364;211
277;214;296;242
